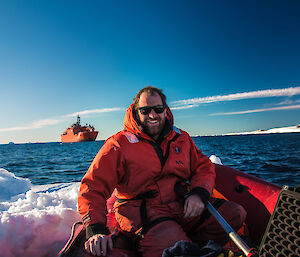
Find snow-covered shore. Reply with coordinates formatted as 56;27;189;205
223;124;300;136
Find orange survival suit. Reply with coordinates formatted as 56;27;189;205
78;103;246;257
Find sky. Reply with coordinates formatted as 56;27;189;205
0;0;300;144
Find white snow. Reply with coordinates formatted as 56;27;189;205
223;124;300;136
0;169;32;201
0;168;81;257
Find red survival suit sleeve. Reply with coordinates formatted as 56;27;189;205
78;136;124;238
188;134;216;203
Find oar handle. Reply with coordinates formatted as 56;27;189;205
206;202;252;256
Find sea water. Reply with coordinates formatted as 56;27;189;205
0;133;299;257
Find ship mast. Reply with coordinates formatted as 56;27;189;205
77;115;81;126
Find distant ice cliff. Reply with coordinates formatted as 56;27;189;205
223;124;300;136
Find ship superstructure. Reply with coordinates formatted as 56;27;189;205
61;115;98;143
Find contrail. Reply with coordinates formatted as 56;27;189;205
210;104;300;116
63;108;122;118
0;107;122;132
171;86;300;108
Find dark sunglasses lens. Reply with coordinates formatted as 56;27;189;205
139;105;165;115
139;107;151;115
154;107;165;113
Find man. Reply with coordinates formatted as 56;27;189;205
78;86;246;257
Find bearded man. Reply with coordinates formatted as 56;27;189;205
78;86;246;257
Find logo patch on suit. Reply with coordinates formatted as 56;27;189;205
124;131;139;143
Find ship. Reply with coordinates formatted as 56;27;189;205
61;115;98;143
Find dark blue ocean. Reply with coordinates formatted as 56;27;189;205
1;133;299;187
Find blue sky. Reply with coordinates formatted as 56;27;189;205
1;1;300;144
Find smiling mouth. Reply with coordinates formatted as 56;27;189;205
147;120;159;125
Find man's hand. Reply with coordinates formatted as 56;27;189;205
184;194;205;218
84;234;113;256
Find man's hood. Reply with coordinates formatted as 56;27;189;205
123;103;174;140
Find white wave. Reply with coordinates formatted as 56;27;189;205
0;169;80;257
209;155;223;165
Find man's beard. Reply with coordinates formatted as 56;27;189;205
141;117;166;139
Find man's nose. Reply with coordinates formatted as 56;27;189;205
149;109;158;118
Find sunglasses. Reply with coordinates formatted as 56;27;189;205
137;105;166;115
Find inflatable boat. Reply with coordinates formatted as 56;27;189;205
58;164;300;257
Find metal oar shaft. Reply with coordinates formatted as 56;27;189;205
206;202;251;256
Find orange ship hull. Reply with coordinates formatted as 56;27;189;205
61;131;98;143
61;115;99;143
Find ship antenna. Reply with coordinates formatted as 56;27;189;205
77;115;80;126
